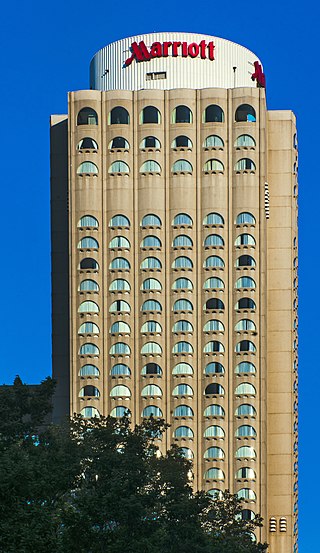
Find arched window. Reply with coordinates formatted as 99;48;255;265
173;299;193;312
203;341;224;353
173;405;194;417
172;341;193;354
78;215;99;228
79;343;99;356
208;489;223;499
79;385;100;397
81;406;100;418
235;158;256;172
203;159;224;173
110;364;131;376
235;340;256;353
204;298;225;311
236;255;256;267
236;468;256;480
172;256;193;269
235;404;256;416
140;136;161;149
109;322;131;335
141;342;162;355
79;279;99;291
235;425;256;438
204;362;225;375
141;384;162;397
205;383;225;395
179;447;194;459
172;235;193;248
172;105;193;123
235;277;256;289
204;234;224;247
109;257;130;270
141;363;162;375
203;212;224;226
110;406;131;417
173;213;193;226
172;384;194;396
79;364;100;377
78;237;99;249
142;405;163;417
77;107;98;125
171;135;193;149
203;135;224;149
235;319;256;332
235;446;256;459
204;425;224;438
235;383;256;395
140;160;161;174
204;447;224;459
172;321;194;333
235;234;256;246
172;160;193;174
140;257;162;270
77;162;98;175
235;104;256;122
78;300;99;313
109;214;130;228
78;322;100;335
109;236;130;249
235;362;256;374
235;135;256;148
203;320;224;332
141;321;162;334
204;277;224;289
204;468;225;480
109;106;129;124
141;236;161;249
237;488;256;501
241;509;256;521
109;342;130;355
109;279;130;292
109;300;130;313
108;161;130;174
141;299;162;312
172;362;193;375
108;137;130;150
235;298;256;310
172;278;193;291
79;258;99;270
110;385;131;397
203;105;224;123
141;214;162;227
77;137;98;150
204;404;225;417
141;278;162;291
236;212;256;225
174;426;194;438
203;256;224;268
140;106;161;124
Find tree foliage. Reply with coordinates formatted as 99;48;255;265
0;377;268;553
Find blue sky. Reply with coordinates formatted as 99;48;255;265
0;0;318;549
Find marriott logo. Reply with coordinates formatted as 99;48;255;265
125;39;215;66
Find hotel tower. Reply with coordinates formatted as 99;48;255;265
50;32;298;552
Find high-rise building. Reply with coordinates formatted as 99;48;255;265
50;32;298;552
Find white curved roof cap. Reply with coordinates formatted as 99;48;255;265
90;32;264;91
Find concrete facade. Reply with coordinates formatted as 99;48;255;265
50;33;298;553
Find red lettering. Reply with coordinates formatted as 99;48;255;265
150;42;162;58
138;41;151;61
251;61;266;88
188;43;199;58
208;41;215;61
172;41;181;56
162;41;172;57
125;41;150;66
199;40;207;59
181;42;188;57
